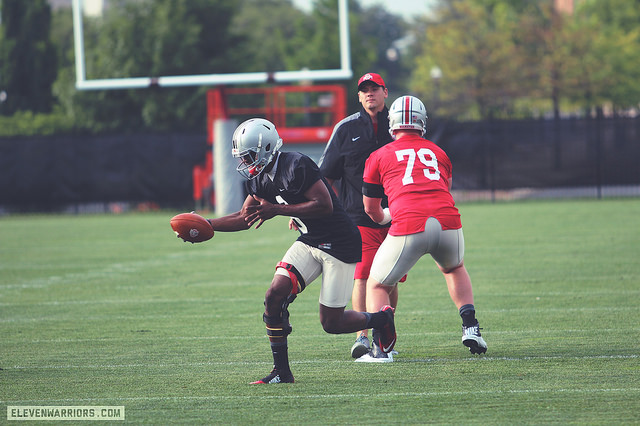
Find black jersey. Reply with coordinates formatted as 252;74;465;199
318;105;393;228
245;151;361;264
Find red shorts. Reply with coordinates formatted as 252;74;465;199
354;226;407;282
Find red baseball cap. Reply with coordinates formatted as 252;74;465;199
357;73;386;90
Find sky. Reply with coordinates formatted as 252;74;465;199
291;0;436;22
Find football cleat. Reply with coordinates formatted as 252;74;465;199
351;333;371;359
373;305;396;353
250;368;294;384
462;322;487;354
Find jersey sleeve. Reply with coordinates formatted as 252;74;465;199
362;153;385;198
363;152;381;185
290;155;322;195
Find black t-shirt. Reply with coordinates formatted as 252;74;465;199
318;105;393;228
245;152;361;264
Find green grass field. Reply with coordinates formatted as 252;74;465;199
1;199;639;424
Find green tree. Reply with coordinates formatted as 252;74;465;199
514;1;574;119
53;0;245;132
565;0;640;115
412;0;522;119
410;0;640;120
353;5;411;99
231;0;314;73
0;0;57;115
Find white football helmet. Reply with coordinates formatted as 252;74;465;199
388;95;428;137
231;118;283;179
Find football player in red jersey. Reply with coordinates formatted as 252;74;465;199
362;96;487;355
207;118;396;384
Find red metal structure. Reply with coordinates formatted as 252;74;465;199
193;85;347;208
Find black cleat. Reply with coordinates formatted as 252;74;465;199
373;305;396;354
250;368;295;384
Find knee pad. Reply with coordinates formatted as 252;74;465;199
263;291;297;337
276;261;306;296
264;262;305;338
263;312;292;339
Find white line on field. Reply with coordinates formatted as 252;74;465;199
2;387;639;405
0;246;235;290
3;354;637;370
8;328;639;344
1;305;638;324
0;286;640;306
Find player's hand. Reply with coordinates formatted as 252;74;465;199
244;195;277;229
288;218;299;231
378;207;392;225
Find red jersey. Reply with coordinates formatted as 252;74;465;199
363;134;461;236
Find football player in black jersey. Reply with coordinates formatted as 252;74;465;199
206;118;397;384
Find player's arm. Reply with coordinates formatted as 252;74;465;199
245;179;333;229
325;177;339;197
363;194;386;224
288;178;334;230
207;195;259;232
362;181;391;225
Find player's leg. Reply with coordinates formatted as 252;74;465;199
317;303;392;335
429;219;487;355
349;278;370;358
251;273;296;384
350;226;380;357
389;283;399;310
251;242;317;384
314;248;392;336
367;233;422;312
319;305;367;333
363;277;397;359
373;226;403;313
438;261;474;309
366;233;426;356
351;226;401;357
440;263;486;354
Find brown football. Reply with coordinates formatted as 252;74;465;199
170;212;214;243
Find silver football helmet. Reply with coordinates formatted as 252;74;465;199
231;118;283;179
388;95;428;137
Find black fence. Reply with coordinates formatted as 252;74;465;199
0;133;207;213
432;116;640;200
0;117;638;213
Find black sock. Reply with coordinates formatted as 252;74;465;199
459;304;477;327
364;311;387;329
270;341;290;374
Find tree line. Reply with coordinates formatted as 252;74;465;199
0;0;638;136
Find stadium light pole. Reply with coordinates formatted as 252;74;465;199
430;66;442;116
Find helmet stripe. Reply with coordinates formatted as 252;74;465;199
404;96;411;124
